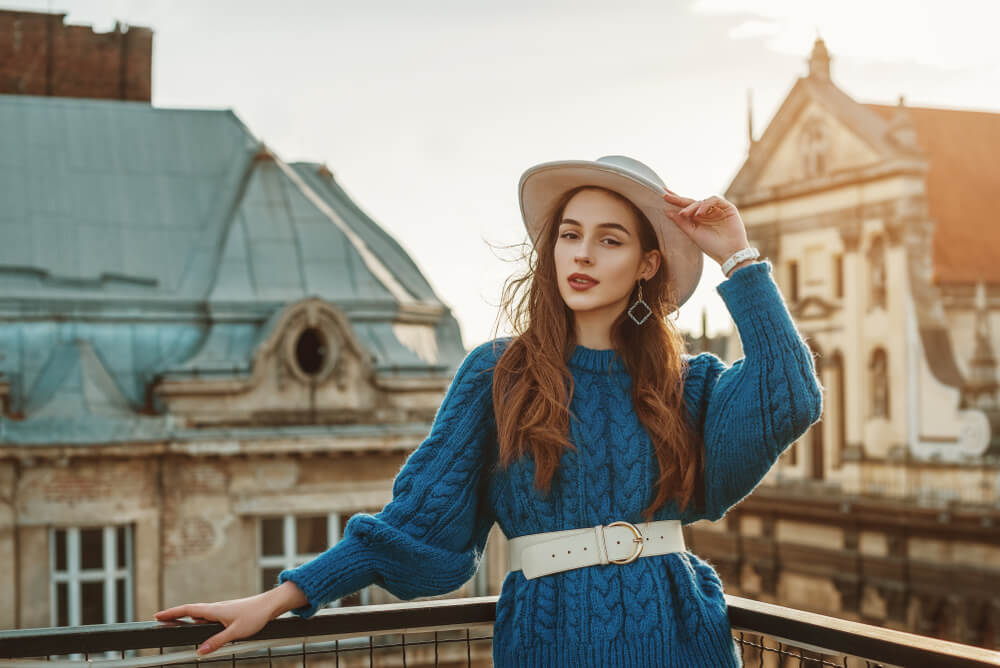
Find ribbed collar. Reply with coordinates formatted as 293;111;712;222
567;344;626;374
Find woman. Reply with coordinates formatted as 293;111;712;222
155;155;823;666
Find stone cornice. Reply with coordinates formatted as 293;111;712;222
729;156;928;210
746;196;931;252
0;431;429;461
153;372;449;401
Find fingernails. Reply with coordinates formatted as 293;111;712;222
198;643;211;654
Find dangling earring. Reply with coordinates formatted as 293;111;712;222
628;278;652;325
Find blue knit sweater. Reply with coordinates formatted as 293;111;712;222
279;259;823;667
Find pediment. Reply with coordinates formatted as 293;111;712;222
755;101;882;189
727;77;902;201
791;294;840;320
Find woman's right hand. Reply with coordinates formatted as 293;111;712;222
154;581;307;655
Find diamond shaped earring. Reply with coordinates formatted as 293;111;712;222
628;278;652;325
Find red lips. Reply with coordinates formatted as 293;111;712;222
568;273;599;290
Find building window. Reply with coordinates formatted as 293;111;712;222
294;327;328;376
259;513;378;607
869;348;890;418
788;261;799;302
50;526;134;627
834;254;844;299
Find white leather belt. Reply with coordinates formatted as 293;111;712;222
507;519;685;579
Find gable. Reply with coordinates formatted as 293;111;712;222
727;77;902;202
757;99;882;189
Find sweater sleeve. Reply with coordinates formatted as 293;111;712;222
682;259;823;522
276;339;504;618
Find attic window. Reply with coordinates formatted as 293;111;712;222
294;328;327;376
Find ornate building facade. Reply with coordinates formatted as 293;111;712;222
0;90;500;646
685;38;1000;650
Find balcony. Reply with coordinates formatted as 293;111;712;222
2;595;999;667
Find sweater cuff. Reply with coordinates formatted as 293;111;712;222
277;534;374;618
716;259;801;354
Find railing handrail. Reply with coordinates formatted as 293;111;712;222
0;597;496;659
725;594;1000;668
1;594;998;668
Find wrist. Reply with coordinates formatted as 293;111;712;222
719;246;760;277
724;257;759;278
263;580;309;618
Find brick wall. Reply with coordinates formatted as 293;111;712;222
0;8;152;101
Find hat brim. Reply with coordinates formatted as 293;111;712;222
519;160;704;311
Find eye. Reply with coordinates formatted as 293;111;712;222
604;238;623;246
559;231;578;239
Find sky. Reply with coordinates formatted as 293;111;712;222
4;0;999;349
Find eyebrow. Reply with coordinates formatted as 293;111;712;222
559;218;632;235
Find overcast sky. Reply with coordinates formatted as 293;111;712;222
5;0;999;349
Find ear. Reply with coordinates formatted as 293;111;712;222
639;249;661;281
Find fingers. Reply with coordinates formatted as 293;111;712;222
671;195;726;220
678;202;700;218
154;603;211;622
154;604;194;621
665;208;698;234
198;625;240;656
662;188;695;207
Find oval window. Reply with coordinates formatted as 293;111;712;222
294;327;327;376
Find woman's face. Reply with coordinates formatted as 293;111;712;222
553;188;659;321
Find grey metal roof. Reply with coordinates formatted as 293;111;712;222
0;94;467;445
0;95;255;300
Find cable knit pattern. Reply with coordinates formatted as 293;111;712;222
278;259;822;667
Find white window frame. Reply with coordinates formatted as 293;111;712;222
258;513;373;607
49;525;134;627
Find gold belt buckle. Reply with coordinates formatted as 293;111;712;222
606;521;644;564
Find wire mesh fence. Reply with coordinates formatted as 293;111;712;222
2;595;998;668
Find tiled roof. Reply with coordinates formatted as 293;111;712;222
867;103;1000;284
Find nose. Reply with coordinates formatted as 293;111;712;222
574;253;592;265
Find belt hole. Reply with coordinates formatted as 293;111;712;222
552;554;555;558
583;547;587;550
660;535;664;539
567;550;571;553
616;540;620;544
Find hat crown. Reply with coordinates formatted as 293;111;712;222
595;155;666;188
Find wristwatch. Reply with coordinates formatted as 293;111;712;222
721;247;760;277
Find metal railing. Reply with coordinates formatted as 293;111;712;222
2;594;999;667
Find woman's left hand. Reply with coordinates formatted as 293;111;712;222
662;189;750;267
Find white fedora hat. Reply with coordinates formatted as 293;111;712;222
518;155;704;312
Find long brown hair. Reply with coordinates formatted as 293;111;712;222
490;185;702;522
